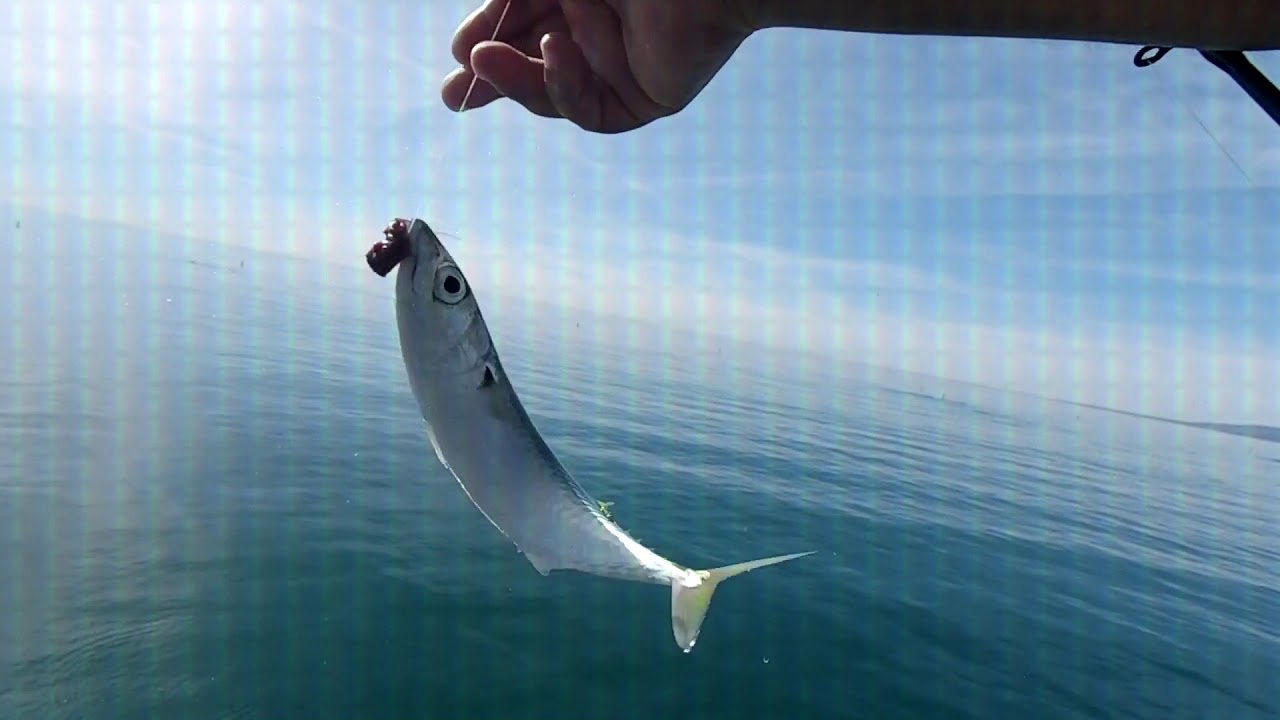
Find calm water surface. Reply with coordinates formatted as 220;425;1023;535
1;216;1277;719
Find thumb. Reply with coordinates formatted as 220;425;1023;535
541;32;603;132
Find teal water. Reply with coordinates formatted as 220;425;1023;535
2;214;1278;719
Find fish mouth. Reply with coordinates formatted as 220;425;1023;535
365;218;413;277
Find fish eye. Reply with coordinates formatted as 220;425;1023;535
433;266;467;304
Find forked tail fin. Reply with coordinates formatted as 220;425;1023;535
670;551;814;653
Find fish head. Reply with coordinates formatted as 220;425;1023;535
367;218;490;379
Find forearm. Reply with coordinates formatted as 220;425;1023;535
740;0;1280;51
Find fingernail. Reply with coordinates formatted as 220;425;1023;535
540;34;556;69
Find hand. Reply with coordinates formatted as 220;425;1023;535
440;0;753;133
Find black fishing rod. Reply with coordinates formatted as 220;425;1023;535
1135;46;1280;127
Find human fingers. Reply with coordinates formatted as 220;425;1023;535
441;67;504;112
443;15;568;113
543;32;668;133
469;41;562;118
557;0;664;118
541;32;604;131
450;0;554;66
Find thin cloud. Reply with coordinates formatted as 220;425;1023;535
5;0;1277;425
16;195;1277;425
340;213;1279;423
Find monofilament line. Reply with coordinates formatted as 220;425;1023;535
458;0;512;113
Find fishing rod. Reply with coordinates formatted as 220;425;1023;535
1135;46;1280;127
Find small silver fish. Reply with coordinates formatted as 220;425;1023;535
368;218;812;653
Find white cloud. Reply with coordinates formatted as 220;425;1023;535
4;2;260;124
332;214;1279;425
1;0;452;121
5;1;1277;424
13;175;1277;425
952;239;1280;293
1054;256;1280;292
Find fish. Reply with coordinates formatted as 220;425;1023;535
366;218;813;653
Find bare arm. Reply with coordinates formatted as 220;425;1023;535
738;0;1280;51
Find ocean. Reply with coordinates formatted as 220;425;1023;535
1;214;1277;720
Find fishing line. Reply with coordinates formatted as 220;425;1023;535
1132;46;1280;186
458;0;513;113
1135;59;1253;185
1161;81;1254;185
408;1;511;237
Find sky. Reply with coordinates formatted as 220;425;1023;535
3;0;1279;423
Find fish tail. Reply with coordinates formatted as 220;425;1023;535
669;551;814;653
